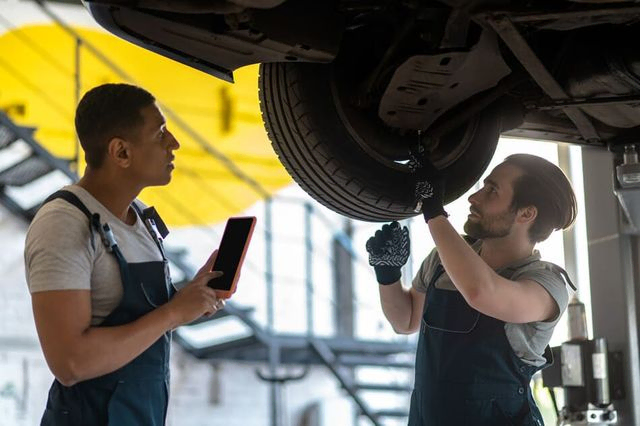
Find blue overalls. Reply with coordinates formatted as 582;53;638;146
408;263;559;426
40;190;175;426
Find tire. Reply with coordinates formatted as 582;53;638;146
258;62;501;222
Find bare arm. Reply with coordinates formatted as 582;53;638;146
32;251;223;387
379;281;425;334
427;216;557;323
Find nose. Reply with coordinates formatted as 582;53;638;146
168;130;180;150
468;188;481;205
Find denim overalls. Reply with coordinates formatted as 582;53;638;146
40;190;175;426
408;262;560;426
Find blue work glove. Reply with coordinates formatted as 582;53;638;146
366;221;410;285
409;152;448;223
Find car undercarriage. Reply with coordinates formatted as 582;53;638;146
85;0;640;220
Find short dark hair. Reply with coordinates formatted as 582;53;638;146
504;153;577;243
75;83;155;168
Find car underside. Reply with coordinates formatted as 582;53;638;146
84;0;640;220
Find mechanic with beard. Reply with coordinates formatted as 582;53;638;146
366;154;577;426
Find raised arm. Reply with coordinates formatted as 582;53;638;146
379;282;425;334
366;221;425;334
427;217;557;324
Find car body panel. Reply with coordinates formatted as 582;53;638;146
85;0;343;82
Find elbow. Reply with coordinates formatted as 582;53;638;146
52;369;79;387
464;288;483;310
56;375;78;388
464;285;493;314
391;325;410;335
391;321;419;335
50;357;84;387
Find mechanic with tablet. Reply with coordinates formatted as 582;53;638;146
367;154;577;426
24;83;251;426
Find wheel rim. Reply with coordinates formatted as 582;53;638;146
329;62;480;172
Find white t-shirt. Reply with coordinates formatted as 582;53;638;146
24;185;163;325
412;241;570;366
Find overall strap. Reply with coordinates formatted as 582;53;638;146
422;234;473;304
43;190;92;221
131;202;167;259
423;264;446;314
43;190;130;284
426;264;445;290
550;264;577;291
42;190;100;250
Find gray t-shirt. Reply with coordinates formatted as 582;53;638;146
24;185;162;325
412;241;570;366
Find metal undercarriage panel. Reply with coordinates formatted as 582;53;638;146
378;31;511;131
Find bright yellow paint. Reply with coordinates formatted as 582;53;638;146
0;24;292;226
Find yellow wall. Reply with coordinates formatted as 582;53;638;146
0;24;292;225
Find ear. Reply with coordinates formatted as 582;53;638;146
107;137;132;168
517;206;537;225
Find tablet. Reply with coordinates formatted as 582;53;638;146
208;216;256;298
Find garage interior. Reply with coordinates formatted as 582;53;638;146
2;1;640;426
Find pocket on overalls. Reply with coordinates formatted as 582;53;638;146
41;406;76;426
42;381;107;426
139;280;166;309
106;380;167;426
106;381;134;426
41;382;82;426
464;398;519;426
422;291;480;333
466;397;543;426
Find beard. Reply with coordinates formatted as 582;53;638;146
463;207;517;240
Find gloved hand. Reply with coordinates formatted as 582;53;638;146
366;221;410;285
409;152;448;223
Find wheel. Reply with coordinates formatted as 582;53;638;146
258;62;501;222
